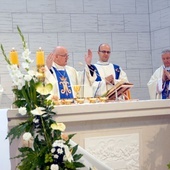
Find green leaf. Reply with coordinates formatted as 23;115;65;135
17;25;27;49
64;161;75;169
0;44;11;65
73;154;83;161
71;144;78;155
6;121;29;144
68;133;76;140
17;150;40;170
73;161;85;168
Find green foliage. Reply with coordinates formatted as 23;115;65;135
73;153;84;162
2;26;85;170
17;25;27;49
17;147;44;170
6;121;30;144
167;162;170;169
0;44;11;65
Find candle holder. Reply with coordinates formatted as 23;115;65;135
10;47;19;66
36;47;45;82
37;65;45;82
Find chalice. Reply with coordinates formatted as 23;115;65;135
73;85;81;99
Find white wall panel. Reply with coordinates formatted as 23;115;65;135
84;0;110;14
111;0;136;14
1;0;166;106
71;14;98;32
136;0;149;14
12;14;43;32
112;33;138;51
0;13;13;32
43;14;71;32
150;11;161;31
85;33;112;51
126;51;152;69
0;0;26;12
56;0;84;13
27;0;56;13
98;14;124;32
124;14;150;32
138;33;151;50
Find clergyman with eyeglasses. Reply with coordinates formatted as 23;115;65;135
85;43;129;97
45;46;93;100
147;49;170;99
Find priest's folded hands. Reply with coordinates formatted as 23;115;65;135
162;69;170;81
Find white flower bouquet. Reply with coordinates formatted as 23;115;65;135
1;26;84;170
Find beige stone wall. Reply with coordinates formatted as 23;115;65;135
1;0;170;108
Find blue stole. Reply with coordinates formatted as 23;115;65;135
162;81;170;99
93;64;120;81
53;67;73;99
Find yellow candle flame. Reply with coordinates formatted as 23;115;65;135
10;48;19;65
36;47;45;66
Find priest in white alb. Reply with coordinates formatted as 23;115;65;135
147;49;170;99
45;46;93;99
84;43;129;97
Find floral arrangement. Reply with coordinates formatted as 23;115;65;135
1;26;84;170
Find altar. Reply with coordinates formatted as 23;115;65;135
6;99;170;170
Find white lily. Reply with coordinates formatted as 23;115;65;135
31;107;46;116
64;145;73;162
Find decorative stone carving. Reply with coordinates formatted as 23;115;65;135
85;133;139;170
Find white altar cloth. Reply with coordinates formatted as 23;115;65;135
0;109;11;170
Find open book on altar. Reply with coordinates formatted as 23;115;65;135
103;81;134;100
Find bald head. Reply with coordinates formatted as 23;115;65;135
53;46;67;55
53;46;69;66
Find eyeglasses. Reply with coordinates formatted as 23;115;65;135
58;54;69;57
99;50;111;54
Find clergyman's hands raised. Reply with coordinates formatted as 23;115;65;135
85;49;92;66
46;53;55;69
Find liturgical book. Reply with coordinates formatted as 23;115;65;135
104;81;134;100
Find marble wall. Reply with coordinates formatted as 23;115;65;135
0;0;170;108
149;0;170;69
